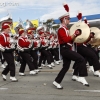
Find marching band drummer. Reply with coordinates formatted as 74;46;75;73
53;3;89;89
0;23;18;82
17;29;37;76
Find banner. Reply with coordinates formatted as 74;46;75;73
11;19;39;34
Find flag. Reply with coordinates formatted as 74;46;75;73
11;22;18;34
31;19;39;28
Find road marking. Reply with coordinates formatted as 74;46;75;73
0;88;8;90
74;90;100;92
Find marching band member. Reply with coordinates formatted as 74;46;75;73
0;51;6;68
17;29;37;76
73;16;100;78
37;26;53;69
44;32;55;67
0;23;18;82
27;29;40;73
52;33;61;63
53;3;89;89
73;13;100;81
74;32;100;77
51;33;60;65
84;17;99;72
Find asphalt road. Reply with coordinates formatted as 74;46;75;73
0;61;100;100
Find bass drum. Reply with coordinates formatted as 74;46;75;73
70;21;90;43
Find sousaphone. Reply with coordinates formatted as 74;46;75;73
0;14;13;31
70;21;90;43
14;23;23;34
25;19;34;30
25;19;37;33
89;27;100;46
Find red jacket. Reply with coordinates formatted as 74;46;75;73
58;26;72;44
18;37;30;48
0;33;10;47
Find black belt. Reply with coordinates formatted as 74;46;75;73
60;43;71;48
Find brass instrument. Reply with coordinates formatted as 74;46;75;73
25;19;34;30
0;15;13;31
14;23;23;34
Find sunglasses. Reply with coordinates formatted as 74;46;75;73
65;18;71;20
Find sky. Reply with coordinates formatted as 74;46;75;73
0;0;100;22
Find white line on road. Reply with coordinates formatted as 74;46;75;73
74;90;100;92
0;88;8;90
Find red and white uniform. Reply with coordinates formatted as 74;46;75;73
40;37;49;48
52;39;59;49
17;36;31;51
32;38;41;50
0;32;11;51
47;35;54;49
58;25;73;47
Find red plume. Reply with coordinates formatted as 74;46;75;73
84;17;87;24
77;12;82;20
87;22;90;27
84;17;90;27
63;3;69;12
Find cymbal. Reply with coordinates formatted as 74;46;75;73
90;27;100;46
70;21;90;43
90;27;100;39
89;38;100;46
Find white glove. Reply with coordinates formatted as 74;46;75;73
0;44;5;52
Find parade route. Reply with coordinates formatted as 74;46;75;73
0;62;100;100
